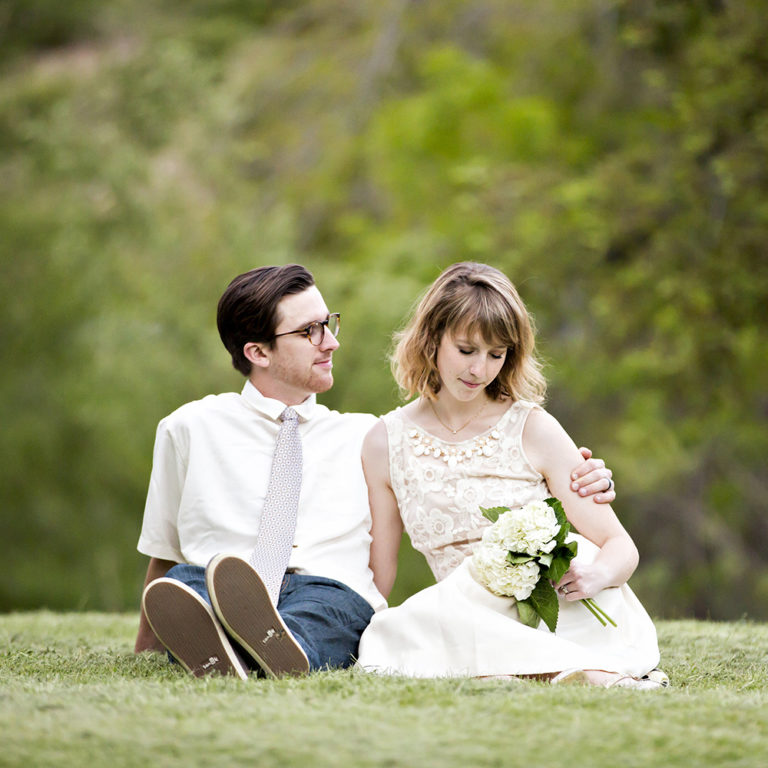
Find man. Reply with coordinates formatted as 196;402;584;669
134;264;616;679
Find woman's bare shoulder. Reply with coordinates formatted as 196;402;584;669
522;406;579;470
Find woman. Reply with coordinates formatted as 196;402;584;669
357;262;663;688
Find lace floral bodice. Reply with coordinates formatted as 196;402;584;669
383;400;550;582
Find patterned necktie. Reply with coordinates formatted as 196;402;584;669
249;407;302;604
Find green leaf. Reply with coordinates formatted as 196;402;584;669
546;498;572;546
546;540;578;573
529;579;559;633
507;552;535;565
544;552;572;584
546;497;566;527
481;506;509;524
515;598;540;628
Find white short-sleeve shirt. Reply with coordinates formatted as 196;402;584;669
137;381;386;611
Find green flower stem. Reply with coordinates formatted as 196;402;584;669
580;599;606;625
581;598;617;627
589;599;617;627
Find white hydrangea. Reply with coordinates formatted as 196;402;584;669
485;500;559;554
473;543;541;601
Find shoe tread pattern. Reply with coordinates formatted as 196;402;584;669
143;578;247;680
208;556;309;678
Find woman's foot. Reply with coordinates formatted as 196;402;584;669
606;674;665;690
551;669;591;685
642;668;670;687
551;668;666;690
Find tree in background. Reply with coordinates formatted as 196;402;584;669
1;0;765;617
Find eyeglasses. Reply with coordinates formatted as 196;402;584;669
272;313;341;346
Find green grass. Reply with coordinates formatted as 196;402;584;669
2;613;767;767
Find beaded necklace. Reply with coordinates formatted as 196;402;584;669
407;426;502;469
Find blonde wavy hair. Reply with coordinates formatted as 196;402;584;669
392;262;546;403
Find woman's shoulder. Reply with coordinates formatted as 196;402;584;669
380;400;423;428
520;405;576;471
508;398;543;416
493;398;544;436
362;417;389;457
520;404;564;440
366;404;409;449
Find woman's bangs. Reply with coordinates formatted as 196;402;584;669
455;293;518;349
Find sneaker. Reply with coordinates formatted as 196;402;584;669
206;555;310;678
142;577;249;680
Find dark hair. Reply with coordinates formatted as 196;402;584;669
217;264;315;376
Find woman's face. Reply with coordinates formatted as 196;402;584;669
435;327;507;403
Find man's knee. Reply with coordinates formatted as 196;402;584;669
165;563;209;603
278;576;374;671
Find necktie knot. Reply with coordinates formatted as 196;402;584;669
280;407;299;424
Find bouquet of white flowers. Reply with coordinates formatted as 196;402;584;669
473;497;616;632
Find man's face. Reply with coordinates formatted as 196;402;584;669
254;286;340;404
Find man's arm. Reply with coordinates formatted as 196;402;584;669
571;446;616;504
134;557;177;653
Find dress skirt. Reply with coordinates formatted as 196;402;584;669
356;536;660;678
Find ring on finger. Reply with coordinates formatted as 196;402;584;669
560;586;569;595
605;478;614;492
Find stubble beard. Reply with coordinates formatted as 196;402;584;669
311;368;334;395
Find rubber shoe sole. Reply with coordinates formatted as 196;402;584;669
206;555;309;678
142;577;249;680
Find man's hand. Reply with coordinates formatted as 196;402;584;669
134;557;177;654
571;447;616;504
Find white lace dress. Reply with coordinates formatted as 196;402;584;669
356;401;660;678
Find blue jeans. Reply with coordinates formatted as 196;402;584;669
166;564;374;672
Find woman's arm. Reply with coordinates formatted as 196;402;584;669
522;408;639;601
362;420;404;600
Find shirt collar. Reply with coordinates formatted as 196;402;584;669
240;380;318;423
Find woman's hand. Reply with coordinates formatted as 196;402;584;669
554;560;613;601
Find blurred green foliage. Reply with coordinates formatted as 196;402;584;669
1;0;766;618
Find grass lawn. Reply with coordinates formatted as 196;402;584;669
1;612;767;767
